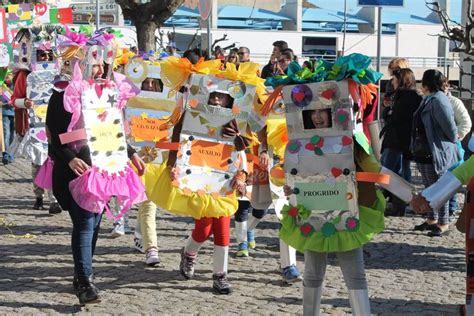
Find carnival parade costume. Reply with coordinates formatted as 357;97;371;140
123;54;177;265
147;57;264;293
10;26;61;212
45;28;145;304
265;54;416;315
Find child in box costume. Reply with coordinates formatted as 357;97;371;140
148;57;262;294
274;54;415;315
11;26;61;212
124;57;176;266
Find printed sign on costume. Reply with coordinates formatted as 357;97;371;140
124;60;175;164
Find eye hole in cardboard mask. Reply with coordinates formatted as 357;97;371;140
302;108;332;130
21;43;28;56
141;77;163;93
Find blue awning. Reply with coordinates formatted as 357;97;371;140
218;18;282;29
173;6;200;18
303;8;369;23
218;5;291;20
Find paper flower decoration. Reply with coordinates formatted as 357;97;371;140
321;222;336;237
345;217;360;231
291;84;313;108
335;109;350;126
300;223;315;237
288;140;302;154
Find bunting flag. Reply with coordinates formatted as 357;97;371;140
7;3;32;21
34;3;50;24
49;7;73;24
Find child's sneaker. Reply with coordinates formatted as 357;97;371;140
133;237;145;253
145;248;161;266
236;242;249;257
212;272;232;294
110;222;125;238
247;230;256;249
282;264;303;284
179;247;197;280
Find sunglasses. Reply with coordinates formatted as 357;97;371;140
278;58;289;64
237;51;247;55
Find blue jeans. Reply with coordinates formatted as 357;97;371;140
381;148;411;182
2;115;14;162
68;199;103;277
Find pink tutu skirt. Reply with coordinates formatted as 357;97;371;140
69;164;146;220
34;157;54;190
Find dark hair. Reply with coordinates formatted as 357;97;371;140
421;69;446;93
15;28;31;43
183;49;200;65
273;40;288;51
392;68;416;90
279;49;294;62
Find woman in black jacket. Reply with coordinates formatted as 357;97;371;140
380;68;422;215
46;62;145;304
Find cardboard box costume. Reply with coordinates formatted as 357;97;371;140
148;58;262;219
124;58;176;195
59;44;146;220
12;26;58;165
279;79;415;253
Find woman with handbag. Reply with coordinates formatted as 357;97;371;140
411;69;460;237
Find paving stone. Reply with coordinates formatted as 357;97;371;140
0;158;465;314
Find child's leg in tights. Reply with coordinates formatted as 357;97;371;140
303;250;327;316
234;201;250;247
211;216;232;294
212;216;230;274
246;207;267;248
336;248;370;315
185;217;213;254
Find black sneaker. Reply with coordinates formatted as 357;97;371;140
75;275;100;304
49;202;62;214
33;198;45;210
212;272;232;295
179;247;197;280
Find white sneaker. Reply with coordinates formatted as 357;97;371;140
133;237;145;253
110;222;125;238
145;248;161;266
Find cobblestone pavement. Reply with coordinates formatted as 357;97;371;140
0;159;466;315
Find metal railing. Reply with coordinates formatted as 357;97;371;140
250;53;461;68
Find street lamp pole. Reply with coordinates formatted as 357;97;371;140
96;0;100;30
342;0;347;55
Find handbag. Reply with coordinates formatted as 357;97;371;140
410;129;432;160
410;100;432;161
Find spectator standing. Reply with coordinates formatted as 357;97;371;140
380;68;422;216
237;47;251;63
443;80;472;219
2;71;14;165
224;51;239;69
412;70;460;237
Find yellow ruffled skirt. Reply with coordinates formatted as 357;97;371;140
146;162;238;219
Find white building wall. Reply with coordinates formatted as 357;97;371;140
396;24;444;58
